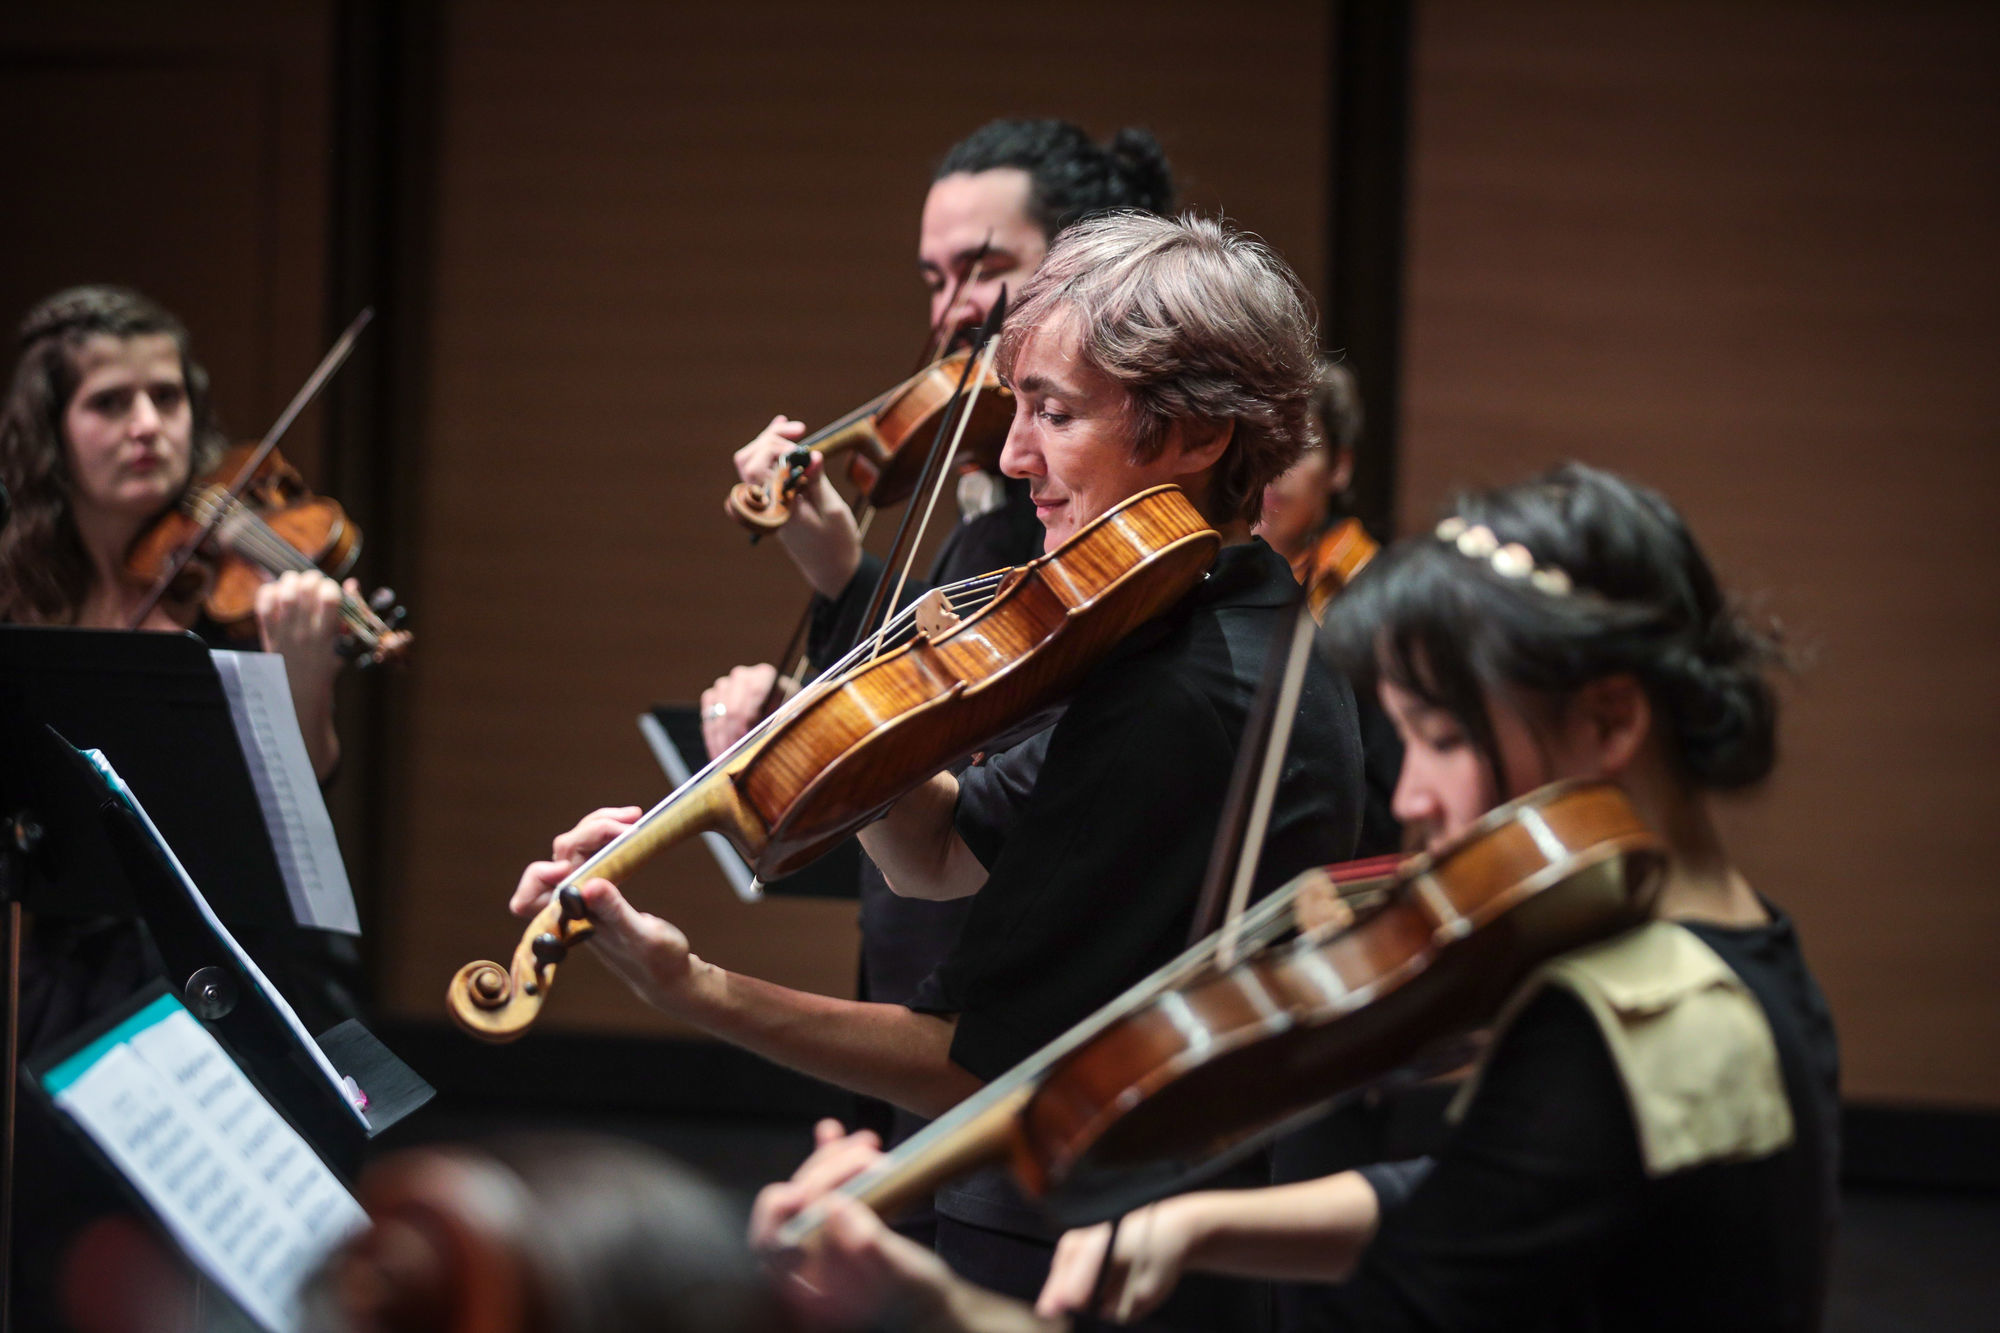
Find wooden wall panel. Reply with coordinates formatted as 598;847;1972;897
0;2;334;479
1402;2;2000;1103
382;0;1329;1036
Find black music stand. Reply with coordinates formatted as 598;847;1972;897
0;627;293;929
0;635;430;1329
642;703;861;900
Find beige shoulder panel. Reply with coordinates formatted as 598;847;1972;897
1449;921;1794;1178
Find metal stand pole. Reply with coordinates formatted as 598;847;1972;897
1;890;23;1333
0;806;42;1333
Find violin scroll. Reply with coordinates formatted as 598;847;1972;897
447;885;596;1043
719;349;1013;540
342;587;414;668
725;446;814;538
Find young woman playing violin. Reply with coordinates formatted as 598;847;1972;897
0;285;350;781
513;213;1367;1326
0;285;363;1331
755;463;1840;1332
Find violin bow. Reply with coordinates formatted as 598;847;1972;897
868;333;1002;661
1060;553;1321;1277
128;307;375;628
912;232;994;371
748;243;996;693
1186;555;1322;966
846;287;1008;660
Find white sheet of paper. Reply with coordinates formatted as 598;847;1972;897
85;750;370;1131
212;649;360;934
44;995;367;1333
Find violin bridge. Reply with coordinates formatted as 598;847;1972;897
913;587;962;639
1292;869;1357;940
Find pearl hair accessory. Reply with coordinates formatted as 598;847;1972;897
1435;517;1574;596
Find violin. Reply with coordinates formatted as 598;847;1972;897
1297;516;1379;622
775;779;1666;1242
124;442;413;666
448;484;1222;1041
724;348;1015;536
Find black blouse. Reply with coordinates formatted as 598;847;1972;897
910;539;1367;1075
1320;909;1841;1332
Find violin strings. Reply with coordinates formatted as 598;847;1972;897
186;491;389;644
561;569;1011;888
870;337;1002;661
784;859;1316;1248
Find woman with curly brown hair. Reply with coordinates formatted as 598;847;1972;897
0;284;348;779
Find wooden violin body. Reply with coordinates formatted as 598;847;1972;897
125;442;412;665
449;485;1221;1042
726;348;1015;534
778;780;1666;1242
1300;517;1379;621
1014;780;1664;1217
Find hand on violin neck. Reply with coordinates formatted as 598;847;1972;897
255;569;349;781
748;1119;886;1253
763;1193;962;1332
754;1122;1049;1333
734;415;811;487
736;415;864;596
570;877;699;1011
255;569;345;665
510;806;643;916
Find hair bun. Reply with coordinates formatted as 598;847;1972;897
1106;128;1175;215
1656;603;1783;789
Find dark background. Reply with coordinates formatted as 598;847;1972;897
4;1;1997;1322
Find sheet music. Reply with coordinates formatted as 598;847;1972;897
85;749;371;1131
41;993;368;1332
212;649;360;934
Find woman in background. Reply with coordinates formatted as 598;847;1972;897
0;284;348;779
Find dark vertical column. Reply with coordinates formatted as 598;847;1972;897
323;0;443;995
1324;0;1413;536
